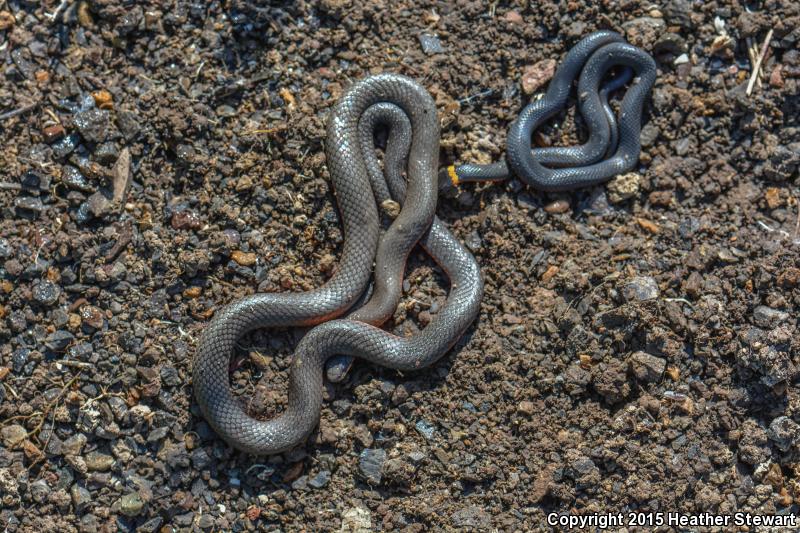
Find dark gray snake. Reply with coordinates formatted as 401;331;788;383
444;30;657;192
193;74;483;455
193;31;655;455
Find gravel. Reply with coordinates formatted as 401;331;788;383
0;1;798;530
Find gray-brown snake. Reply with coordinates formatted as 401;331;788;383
193;31;654;455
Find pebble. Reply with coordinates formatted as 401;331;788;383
418;33;445;54
80;305;105;330
86;191;113;217
622;276;660;301
42;124;66;143
415;419;436;440
61;165;94;192
91;90;113;110
308;470;331;489
663;0;692;28
171;209;203;230
621;17;666;49
521;59;557;95
629;351;666;383
231;250;257;266
117;110;141;139
341;507;372;533
517;401;535;416
754;305;788;329
85;451;115;471
62;434;88;455
74;108;110;143
0;10;14;30
118;492;145;517
358;448;386;485
30;479;51;503
45;330;75;351
606;172;641;203
51;133;80;158
14;196;45;212
451;506;491;529
768;416;800;452
0;239;11;259
504;10;523;25
94;142;120;164
32;280;61;306
11;348;29;373
71;483;92;512
544;199;570;214
1;424;27;448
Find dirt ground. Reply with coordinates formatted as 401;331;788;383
1;0;799;531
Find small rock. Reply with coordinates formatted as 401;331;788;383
62;434;87;455
32;280;61;306
51;133;80;158
42;124;66;143
768;416;800;452
629;351;666;383
418;33;445;54
622;17;666;49
118;492;145;517
607;172;641;203
415;420;436;440
308;470;331;489
451;506;491;529
754;306;788;329
85;451;114;471
663;0;692;28
94;142;120;164
80;305;105;330
171;209;202;230
45;330;75;351
0;238;11;259
231;250;257;266
71;483;92;513
86;191;113;217
14;196;45;212
504;10;523;24
0;10;15;30
91;90;113;110
61;165;94;192
112;148;132;203
341;506;372;533
1;424;27;448
544;199;570;214
653;32;687;56
622;276;660;301
30;479;51;503
74;108;110;143
11;348;29;373
521;59;557;95
116;110;141;140
517;401;535;416
358;448;386;485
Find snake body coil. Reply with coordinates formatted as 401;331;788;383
450;30;657;191
193;31;656;455
193;74;483;455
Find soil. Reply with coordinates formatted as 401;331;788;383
1;1;799;531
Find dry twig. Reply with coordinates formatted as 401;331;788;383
747;29;773;96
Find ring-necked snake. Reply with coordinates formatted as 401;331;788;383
193;31;655;455
443;30;656;192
